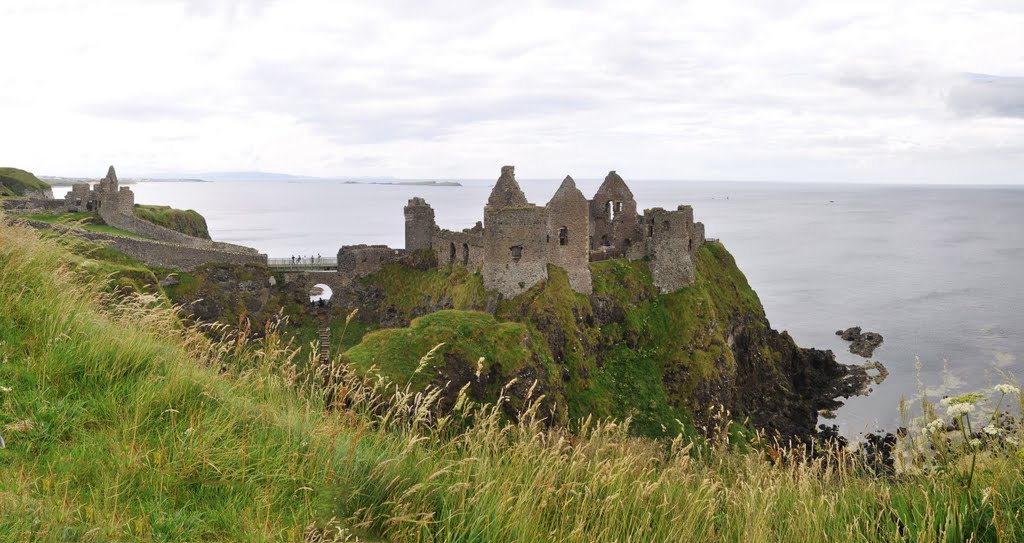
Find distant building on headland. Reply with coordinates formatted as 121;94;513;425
64;165;135;217
338;166;706;297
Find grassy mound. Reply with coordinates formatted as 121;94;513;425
0;167;50;197
1;217;1023;541
134;204;211;239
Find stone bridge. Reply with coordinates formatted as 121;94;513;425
267;257;337;271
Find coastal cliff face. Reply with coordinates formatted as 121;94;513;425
166;243;870;439
0;167;53;199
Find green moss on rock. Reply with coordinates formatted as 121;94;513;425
361;263;490;324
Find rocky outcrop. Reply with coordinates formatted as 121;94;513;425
168;244;881;440
836;327;885;357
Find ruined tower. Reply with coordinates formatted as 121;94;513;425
589;170;642;255
404;197;436;251
546;175;592;294
482;166;549;297
644;205;706;293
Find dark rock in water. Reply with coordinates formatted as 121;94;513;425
836;326;884;357
836;326;861;341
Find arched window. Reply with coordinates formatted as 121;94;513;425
462;243;470;265
558;227;568;246
601;235;611;247
511;246;523;262
449;242;456;264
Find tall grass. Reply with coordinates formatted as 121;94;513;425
1;217;1022;542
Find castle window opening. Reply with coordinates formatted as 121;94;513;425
614;201;623;213
449;242;456;265
606;200;615;220
558;227;568;246
462;243;469;265
688;238;693;251
601;235;610;247
647;223;654;237
511;245;523;262
663;220;670;232
624;238;632;247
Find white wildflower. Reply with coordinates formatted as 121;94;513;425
946;403;973;418
994;384;1021;396
1006;437;1020;447
983;425;1002;436
939;397;952;407
970;438;982;448
0;386;11;393
924;418;945;435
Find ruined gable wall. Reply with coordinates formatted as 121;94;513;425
589;184;642;251
545;192;592;294
481;205;549;298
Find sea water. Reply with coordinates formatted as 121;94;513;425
54;179;1024;435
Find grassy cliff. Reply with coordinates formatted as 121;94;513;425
339;243;770;437
3;208;1023;542
0;167;50;198
134;204;211;239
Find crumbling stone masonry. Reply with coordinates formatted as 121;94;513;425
336;165;707;297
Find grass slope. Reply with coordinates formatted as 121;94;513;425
134;205;211;240
0;167;50;197
1;218;1023;541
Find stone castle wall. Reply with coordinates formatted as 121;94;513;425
99;206;218;248
2;198;66;213
481;204;549;297
433;229;484;270
644;205;706;293
337;245;403;283
21;219;266;271
389;165;708;298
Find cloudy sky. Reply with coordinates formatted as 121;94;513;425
2;0;1022;183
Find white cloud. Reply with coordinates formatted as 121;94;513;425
1;0;1022;183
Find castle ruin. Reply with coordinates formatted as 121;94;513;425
339;166;706;297
65;165;135;218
